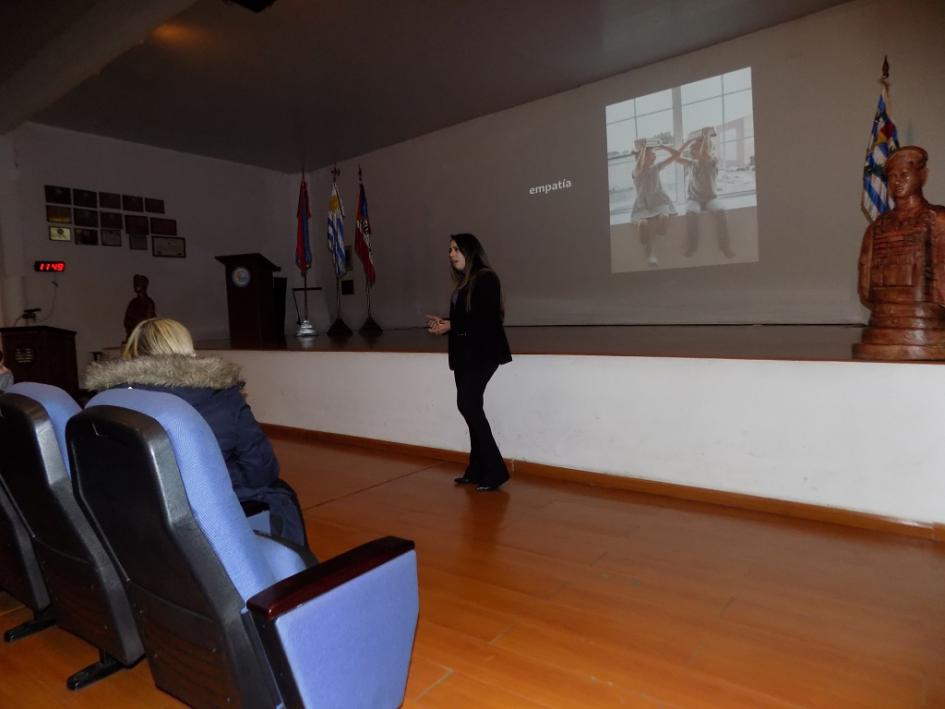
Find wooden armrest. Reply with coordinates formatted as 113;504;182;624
246;536;415;621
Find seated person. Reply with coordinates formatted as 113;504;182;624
0;348;13;392
84;318;308;548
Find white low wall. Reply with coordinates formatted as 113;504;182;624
219;348;945;526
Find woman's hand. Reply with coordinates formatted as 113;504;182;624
425;315;450;335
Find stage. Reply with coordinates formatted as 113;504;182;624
197;323;871;362
196;324;945;537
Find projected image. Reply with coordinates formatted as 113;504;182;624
607;67;758;272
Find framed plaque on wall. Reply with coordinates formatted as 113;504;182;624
152;236;185;258
49;226;72;242
101;229;122;247
75;228;99;246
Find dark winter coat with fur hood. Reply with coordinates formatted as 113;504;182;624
84;354;306;546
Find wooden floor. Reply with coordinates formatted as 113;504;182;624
3;436;945;707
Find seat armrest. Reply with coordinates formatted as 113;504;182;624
247;536;414;621
246;536;418;709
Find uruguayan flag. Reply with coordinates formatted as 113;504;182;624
327;182;346;278
862;83;899;221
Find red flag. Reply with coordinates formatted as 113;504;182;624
295;180;312;274
355;182;376;285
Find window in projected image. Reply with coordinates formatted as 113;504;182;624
606;67;759;273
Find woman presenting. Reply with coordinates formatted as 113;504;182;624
427;233;512;491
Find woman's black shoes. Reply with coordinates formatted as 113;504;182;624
455;474;507;490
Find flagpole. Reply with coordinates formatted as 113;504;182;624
301;161;309;325
327;164;352;337
301;164;310;327
303;270;309;323
357;165;383;335
295;168;316;338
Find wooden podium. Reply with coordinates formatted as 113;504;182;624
0;326;79;398
215;253;284;347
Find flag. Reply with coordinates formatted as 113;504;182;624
862;67;899;221
355;183;376;285
326;182;346;278
295;179;312;274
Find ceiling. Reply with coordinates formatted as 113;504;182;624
2;0;850;173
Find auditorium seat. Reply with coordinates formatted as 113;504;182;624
0;484;54;641
69;387;419;708
0;383;144;688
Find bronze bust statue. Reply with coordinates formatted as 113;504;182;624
123;274;156;339
854;146;945;360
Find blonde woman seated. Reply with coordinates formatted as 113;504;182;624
84;318;308;548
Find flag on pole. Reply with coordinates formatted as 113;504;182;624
295;179;312;274
862;59;899;221
355;183;376;285
327;182;346;278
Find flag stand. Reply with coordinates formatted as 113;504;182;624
359;283;383;335
327;277;352;336
296;270;316;337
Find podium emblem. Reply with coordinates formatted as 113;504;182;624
231;266;251;288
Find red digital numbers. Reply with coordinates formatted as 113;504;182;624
34;261;66;273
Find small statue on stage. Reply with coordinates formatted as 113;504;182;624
855;146;945;360
123;274;156;340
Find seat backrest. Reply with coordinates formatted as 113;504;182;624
69;387;281;708
0;383;142;664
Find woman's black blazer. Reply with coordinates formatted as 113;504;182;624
447;269;512;371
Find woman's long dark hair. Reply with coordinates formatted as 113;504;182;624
450;232;502;316
450;233;490;288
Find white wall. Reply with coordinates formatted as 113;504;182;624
2;123;306;363
225;348;945;526
307;0;945;329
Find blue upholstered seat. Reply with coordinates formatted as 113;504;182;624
0;382;144;688
70;386;419;708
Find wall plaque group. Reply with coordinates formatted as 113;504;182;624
43;185;185;258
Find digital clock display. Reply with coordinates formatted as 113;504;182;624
34;260;66;273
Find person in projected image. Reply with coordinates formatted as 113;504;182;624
678;127;734;259
631;139;681;266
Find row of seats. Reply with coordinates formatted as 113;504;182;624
0;382;419;708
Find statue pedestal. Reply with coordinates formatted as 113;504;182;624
853;341;945;360
853;302;945;360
